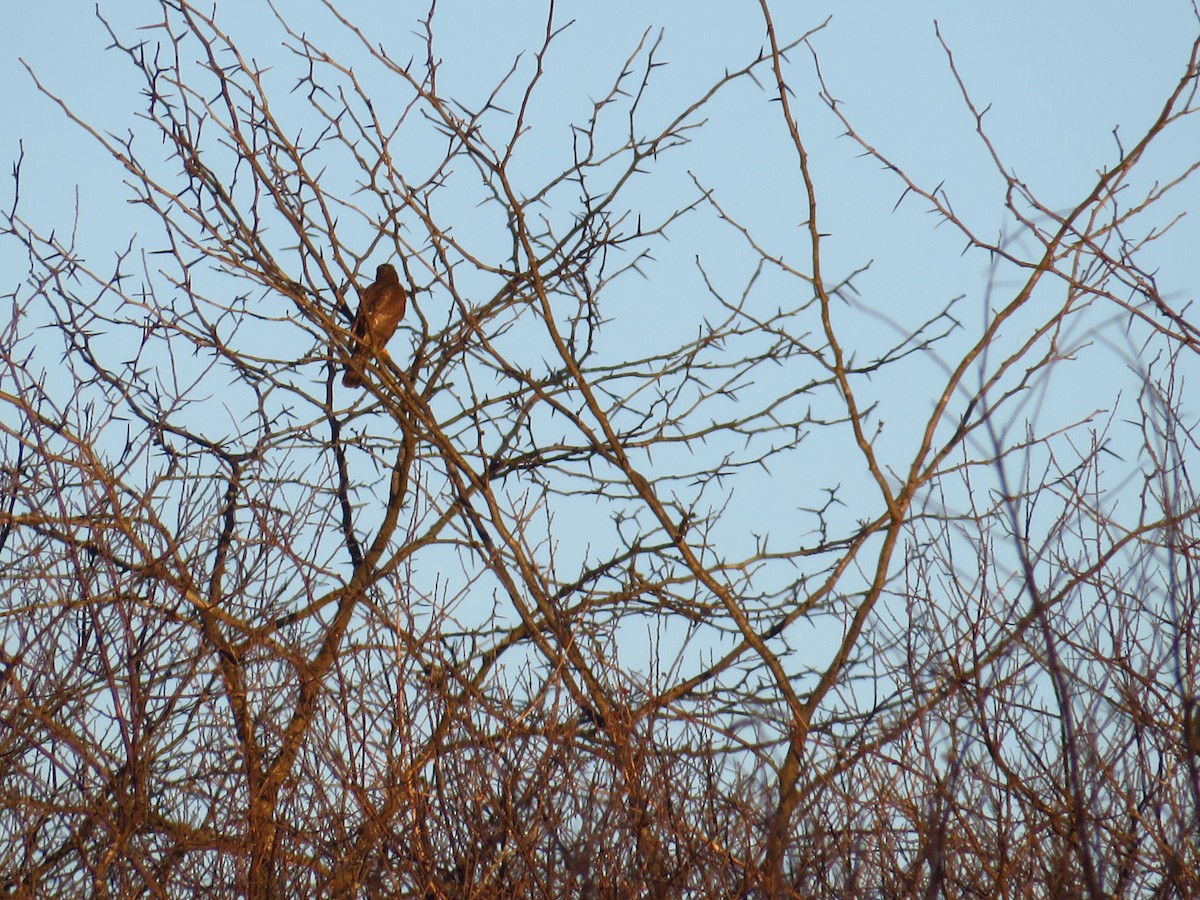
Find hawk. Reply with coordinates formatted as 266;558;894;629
342;263;407;388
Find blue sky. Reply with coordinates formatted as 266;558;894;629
7;2;1196;304
8;2;1197;249
4;2;1198;650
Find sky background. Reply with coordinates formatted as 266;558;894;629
8;2;1197;271
7;1;1196;371
3;2;1198;653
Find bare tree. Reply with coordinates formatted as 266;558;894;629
3;2;1199;896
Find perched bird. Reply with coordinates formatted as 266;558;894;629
342;263;407;388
